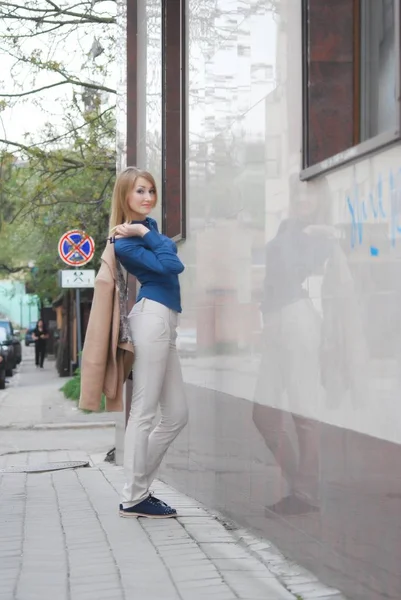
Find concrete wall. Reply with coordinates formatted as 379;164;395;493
120;1;401;598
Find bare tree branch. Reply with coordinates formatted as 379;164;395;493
30;106;115;148
0;14;112;25
0;138;115;173
0;138;40;154
0;263;28;274
94;172;113;203
0;1;115;24
0;79;116;98
1;24;65;38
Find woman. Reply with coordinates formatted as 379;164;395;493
111;166;188;519
32;319;48;369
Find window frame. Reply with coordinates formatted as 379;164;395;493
301;0;401;181
126;0;138;167
161;0;187;242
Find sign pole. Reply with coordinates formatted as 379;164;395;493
76;288;82;369
58;230;96;372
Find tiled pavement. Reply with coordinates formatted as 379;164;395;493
0;351;345;600
0;450;344;600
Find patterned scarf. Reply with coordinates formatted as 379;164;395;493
115;259;133;345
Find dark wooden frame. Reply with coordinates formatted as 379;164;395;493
126;0;138;167
126;0;138;313
161;0;186;241
301;0;310;170
353;0;361;146
123;0;139;430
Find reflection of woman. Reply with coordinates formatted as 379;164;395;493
253;211;332;516
320;242;368;407
253;177;368;516
32;319;49;369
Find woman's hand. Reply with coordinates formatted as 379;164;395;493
113;223;148;239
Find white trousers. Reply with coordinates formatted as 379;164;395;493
121;298;188;507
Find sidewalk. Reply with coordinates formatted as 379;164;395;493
0;347;114;429
0;348;115;457
0;349;345;600
0;451;294;600
0;450;346;600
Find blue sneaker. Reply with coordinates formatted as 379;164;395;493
119;495;177;519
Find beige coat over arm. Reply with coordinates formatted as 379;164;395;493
79;241;134;412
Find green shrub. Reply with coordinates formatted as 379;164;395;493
61;369;81;401
61;368;105;412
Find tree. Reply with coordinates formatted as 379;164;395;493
0;1;117;145
0;1;117;298
0;108;115;300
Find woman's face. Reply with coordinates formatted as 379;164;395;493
126;176;156;221
293;188;319;223
38;320;43;328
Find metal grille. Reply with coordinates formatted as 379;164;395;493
0;460;90;474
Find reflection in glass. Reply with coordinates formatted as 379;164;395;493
137;0;162;199
253;177;369;516
360;0;397;140
145;0;162;181
304;0;397;167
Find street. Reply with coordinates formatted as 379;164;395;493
0;348;341;600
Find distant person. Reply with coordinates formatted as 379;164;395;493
32;319;48;369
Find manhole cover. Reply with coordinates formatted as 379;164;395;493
0;460;90;474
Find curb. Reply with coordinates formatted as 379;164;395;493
34;422;116;430
0;422;115;431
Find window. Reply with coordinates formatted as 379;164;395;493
125;0;186;241
302;0;400;178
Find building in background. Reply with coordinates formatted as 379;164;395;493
116;1;401;599
0;280;39;328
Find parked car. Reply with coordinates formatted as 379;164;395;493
13;330;22;366
0;339;6;390
0;318;21;368
0;326;15;377
25;321;37;347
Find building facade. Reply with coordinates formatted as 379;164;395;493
0;280;39;329
118;1;401;598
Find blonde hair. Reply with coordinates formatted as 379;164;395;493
109;166;158;232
